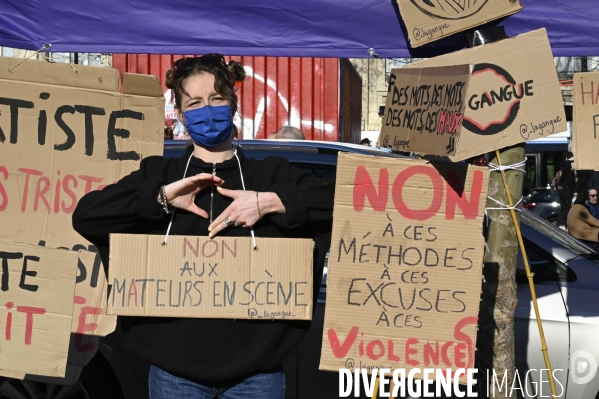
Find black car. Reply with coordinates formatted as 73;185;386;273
3;141;589;399
0;140;404;399
523;187;561;223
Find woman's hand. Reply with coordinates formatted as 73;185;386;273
160;173;223;218
208;188;285;237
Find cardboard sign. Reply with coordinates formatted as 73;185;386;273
0;58;163;337
398;29;566;161
60;250;115;384
0;240;79;377
573;72;599;170
379;64;471;156
320;153;488;381
0;250;116;384
0;56;163;248
108;235;314;320
396;0;522;47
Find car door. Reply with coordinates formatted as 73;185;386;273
558;256;599;399
514;231;570;398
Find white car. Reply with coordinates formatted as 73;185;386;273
515;210;599;399
303;210;599;399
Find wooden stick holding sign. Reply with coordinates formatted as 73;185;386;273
492;149;559;399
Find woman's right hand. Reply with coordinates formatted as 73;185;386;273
159;173;223;218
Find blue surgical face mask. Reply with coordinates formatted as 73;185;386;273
183;105;233;147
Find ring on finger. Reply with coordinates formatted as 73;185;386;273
224;218;235;227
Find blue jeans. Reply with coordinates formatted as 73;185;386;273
149;364;285;399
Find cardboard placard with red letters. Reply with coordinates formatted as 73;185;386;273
396;29;566;161
0;250;115;384
378;64;471;157
0;55;163;251
572;72;599;170
0;56;162;381
0;240;78;377
320;153;488;382
108;235;314;320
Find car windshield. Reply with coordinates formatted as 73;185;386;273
527;188;559;202
521;209;599;257
165;140;594;258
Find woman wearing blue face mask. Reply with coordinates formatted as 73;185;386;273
72;54;334;399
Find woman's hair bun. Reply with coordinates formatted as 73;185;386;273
227;60;246;83
165;69;176;90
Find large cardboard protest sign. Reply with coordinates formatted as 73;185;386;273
396;0;522;47
573;72;599;170
0;240;78;377
0;250;115;384
378;64;471;156
0;56;163;248
108;235;314;320
0;56;162;379
397;29;566;161
0;60;163;314
320;153;488;380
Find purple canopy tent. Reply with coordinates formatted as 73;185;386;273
0;0;595;57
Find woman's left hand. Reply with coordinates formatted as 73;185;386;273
208;187;284;237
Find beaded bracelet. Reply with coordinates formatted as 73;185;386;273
159;185;172;214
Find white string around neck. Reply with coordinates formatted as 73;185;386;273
162;150;258;250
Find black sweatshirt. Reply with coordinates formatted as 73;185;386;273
72;145;334;381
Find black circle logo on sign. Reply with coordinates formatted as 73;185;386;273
409;0;489;20
462;63;524;136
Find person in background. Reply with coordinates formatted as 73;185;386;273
587;187;599;219
265;126;304;140
72;54;334;399
550;170;562;194
556;152;576;230
575;169;594;201
172;118;189;140
472;155;488;167
592;170;599;191
360;138;371;146
164;119;174;140
275;126;305;140
567;189;599;243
